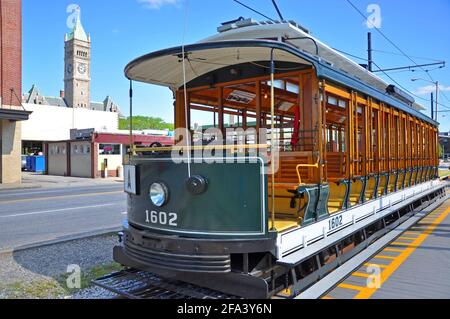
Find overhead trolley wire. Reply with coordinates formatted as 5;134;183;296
345;0;439;82
372;60;450;111
333;48;450;110
271;0;284;21
345;0;450;112
232;0;276;22
371;49;445;63
332;48;367;61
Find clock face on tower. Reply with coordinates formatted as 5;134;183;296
66;63;73;74
78;63;87;75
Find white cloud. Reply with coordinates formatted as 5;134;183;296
415;84;450;95
138;0;180;9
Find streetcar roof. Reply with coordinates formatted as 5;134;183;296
125;25;437;126
125;40;314;89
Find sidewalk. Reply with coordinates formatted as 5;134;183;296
0;172;123;191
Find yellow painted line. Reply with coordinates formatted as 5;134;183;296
352;272;371;278
338;283;365;291
397;236;419;241
364;263;388;269
374;255;397;260
383;248;405;253
354;205;450;299
0;191;123;204
321;296;335;300
402;231;420;235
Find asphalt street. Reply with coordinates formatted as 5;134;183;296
0;184;127;252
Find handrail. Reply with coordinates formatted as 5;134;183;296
133;144;270;153
296;159;321;185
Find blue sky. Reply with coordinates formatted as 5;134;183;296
23;0;450;130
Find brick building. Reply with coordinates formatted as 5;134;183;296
0;0;31;184
45;129;173;178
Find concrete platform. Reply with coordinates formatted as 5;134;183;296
324;195;450;299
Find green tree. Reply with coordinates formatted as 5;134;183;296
119;116;174;131
438;143;444;158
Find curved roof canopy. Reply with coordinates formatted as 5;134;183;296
125;39;437;126
125;40;315;89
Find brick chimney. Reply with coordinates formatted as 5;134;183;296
60;90;65;98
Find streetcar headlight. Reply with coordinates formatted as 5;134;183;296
149;182;169;207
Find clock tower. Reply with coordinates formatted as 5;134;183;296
64;9;90;108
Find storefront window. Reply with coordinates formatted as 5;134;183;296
99;144;121;155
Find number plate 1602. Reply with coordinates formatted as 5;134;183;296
328;215;343;231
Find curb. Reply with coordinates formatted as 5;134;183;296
0;185;43;192
0;227;122;255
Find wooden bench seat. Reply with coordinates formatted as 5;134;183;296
377;174;388;197
387;173;397;193
349;177;364;206
396;171;405;190
328;181;347;214
269;218;299;232
364;176;377;201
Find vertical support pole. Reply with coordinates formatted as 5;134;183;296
345;94;353;181
243;110;248;130
431;92;434;121
378;105;383;173
321;80;327;182
354;93;359;176
129;80;134;156
256;81;261;144
218;86;224;136
386;105;391;172
364;98;369;176
368;32;373;72
270;49;276;230
436;81;439;123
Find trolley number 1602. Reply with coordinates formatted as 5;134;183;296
328;214;343;231
145;210;178;227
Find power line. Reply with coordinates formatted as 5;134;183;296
372;60;450;110
333;48;367;61
441;91;450;103
372;49;445;63
345;0;439;84
334;48;445;75
271;0;284;21
345;0;450;114
334;48;450;110
373;62;445;73
232;0;276;22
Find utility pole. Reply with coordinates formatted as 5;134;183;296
431;92;434;120
436;81;439;122
367;32;373;72
412;78;440;122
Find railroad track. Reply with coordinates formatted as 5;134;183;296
92;269;241;299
